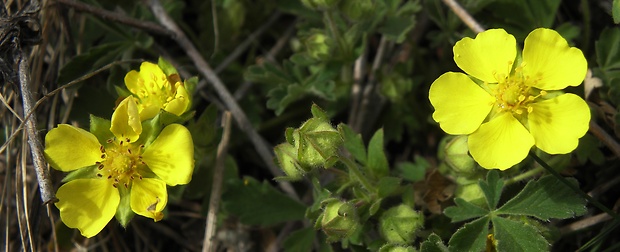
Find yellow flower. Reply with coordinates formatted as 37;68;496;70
124;62;191;120
429;28;590;170
44;97;194;237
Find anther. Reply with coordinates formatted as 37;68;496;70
140;144;145;149
120;140;124;145
113;184;118;188
100;146;105;153
127;149;132;154
107;139;113;143
124;183;129;188
126;138;130;143
98;164;104;170
101;154;106;159
107;175;112;179
97;173;103;177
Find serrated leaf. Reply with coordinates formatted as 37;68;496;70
378;177;401;198
495;176;587;220
448;216;489;252
283;227;315;252
338;124;367;165
421;233;449;252
492;217;549;252
479;170;503;210
596;28;620;72
367;129;389;178
222;177;306;226
444;198;489;222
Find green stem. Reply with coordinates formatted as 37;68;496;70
529;151;617;218
324;11;348;57
504;166;544;186
340;156;374;192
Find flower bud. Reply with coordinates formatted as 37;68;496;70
317;199;360;242
303;30;333;60
301;0;340;10
274;143;305;180
379;204;424;244
293;114;342;169
440;135;477;176
378;244;417;252
454;182;485;207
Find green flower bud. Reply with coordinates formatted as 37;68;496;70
378;244;417;252
454;182;485;207
440;135;477;176
301;0;340;10
340;0;374;21
274;143;305;180
379;204;424;244
317;199;360;242
293;113;342;169
303;30;333;60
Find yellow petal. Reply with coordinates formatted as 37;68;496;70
139;62;167;92
124;70;143;97
130;178;168;221
453;29;517;83
468;112;534;170
522;28;587;90
163;83;190;116
528;94;590;154
44;124;101;172
55;179;119;238
111;96;142;142
429;72;495;135
141;124;194;186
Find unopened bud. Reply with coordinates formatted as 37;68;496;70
379;204;424;244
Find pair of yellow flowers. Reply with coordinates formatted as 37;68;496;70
45;62;194;237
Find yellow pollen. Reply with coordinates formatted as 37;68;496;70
96;139;147;188
493;64;546;117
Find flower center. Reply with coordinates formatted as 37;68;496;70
134;74;184;112
493;64;546;116
96;138;146;188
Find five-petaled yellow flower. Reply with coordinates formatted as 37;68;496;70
45;96;194;237
429;28;590;170
125;62;191;120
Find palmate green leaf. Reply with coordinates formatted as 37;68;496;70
444;198;488;222
420;233;449;252
479;170;503;210
222;177;306;226
448;216;489;252
596;28;620;72
492;217;549;252
496;175;587;220
338;124;367;165
283;227;316;252
367;129;389;178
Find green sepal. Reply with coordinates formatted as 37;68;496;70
274;143;305;181
184;76;198;97
89;115;113;146
115;185;134;228
310;103;328;120
61;165;98;182
114;85;133;98
157;57;178;76
138;114;164;147
379;204;424;244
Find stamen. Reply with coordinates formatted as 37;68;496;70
97;173;103;177
100;146;106;153
101;154;106;159
98;164;104;170
107;139;113;143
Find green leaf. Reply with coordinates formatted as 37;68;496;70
444;198;489;222
575;134;605;165
157;57;178;76
377;177;401;198
596;28;620;72
89;115;113;145
396;156;428;182
420;233;449;252
58;42;127;86
496;175;587;220
338;124;367;165
479;170;503;210
367;129;389;178
283;227;316;252
492;217;549;252
448;216;489;252
378;15;416;43
222;177;306;226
